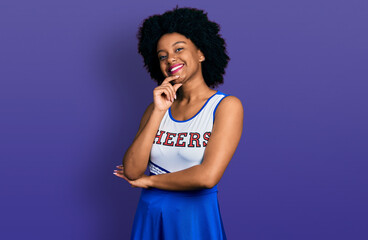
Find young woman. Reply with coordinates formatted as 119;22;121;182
113;7;243;239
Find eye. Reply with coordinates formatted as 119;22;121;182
175;48;183;52
159;55;167;61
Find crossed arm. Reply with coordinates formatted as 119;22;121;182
114;96;243;191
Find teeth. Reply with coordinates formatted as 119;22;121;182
170;64;183;72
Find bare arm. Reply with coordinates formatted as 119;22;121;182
122;75;182;180
122;103;163;180
117;96;244;190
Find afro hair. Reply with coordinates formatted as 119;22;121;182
137;7;230;88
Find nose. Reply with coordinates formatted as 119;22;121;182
167;53;176;64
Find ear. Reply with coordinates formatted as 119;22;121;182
197;49;205;62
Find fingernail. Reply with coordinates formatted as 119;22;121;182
176;75;179;78
174;95;177;99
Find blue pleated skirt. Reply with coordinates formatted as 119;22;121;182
131;185;227;240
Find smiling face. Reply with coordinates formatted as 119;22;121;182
156;32;205;84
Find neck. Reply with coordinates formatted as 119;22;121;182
176;68;216;102
178;80;215;102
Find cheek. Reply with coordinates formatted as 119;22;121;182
159;63;167;76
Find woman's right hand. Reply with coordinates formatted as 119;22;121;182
153;75;182;112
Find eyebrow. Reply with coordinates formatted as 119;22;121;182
157;41;187;54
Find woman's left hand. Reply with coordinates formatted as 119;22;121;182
113;165;151;188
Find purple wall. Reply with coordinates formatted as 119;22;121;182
1;0;367;239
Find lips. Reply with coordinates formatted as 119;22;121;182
169;64;184;74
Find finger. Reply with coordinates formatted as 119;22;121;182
154;86;169;101
116;165;123;169
161;84;176;102
157;84;178;102
113;169;125;176
173;83;183;92
162;75;180;84
113;172;125;179
113;172;131;183
157;88;174;102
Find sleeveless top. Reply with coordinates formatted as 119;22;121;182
149;91;229;175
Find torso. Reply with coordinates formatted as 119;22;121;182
148;91;229;175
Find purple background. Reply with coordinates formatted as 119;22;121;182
1;0;367;239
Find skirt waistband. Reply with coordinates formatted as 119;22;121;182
142;184;218;197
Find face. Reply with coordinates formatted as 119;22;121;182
156;32;205;84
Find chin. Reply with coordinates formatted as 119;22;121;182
176;76;186;83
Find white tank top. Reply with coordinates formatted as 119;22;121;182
149;91;229;175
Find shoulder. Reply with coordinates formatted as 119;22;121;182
211;94;243;144
215;94;243;118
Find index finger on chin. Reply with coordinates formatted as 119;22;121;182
162;75;180;84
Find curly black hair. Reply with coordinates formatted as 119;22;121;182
137;7;230;88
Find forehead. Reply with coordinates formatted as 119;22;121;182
156;32;195;51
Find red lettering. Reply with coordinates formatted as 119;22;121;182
188;132;201;147
175;132;188;147
163;132;176;146
154;130;165;144
203;132;211;147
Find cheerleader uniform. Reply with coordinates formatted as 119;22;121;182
131;91;229;240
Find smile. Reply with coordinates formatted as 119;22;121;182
169;64;184;74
